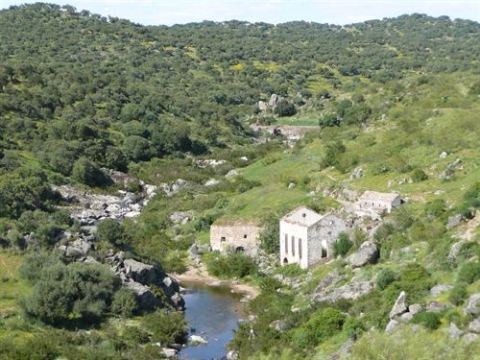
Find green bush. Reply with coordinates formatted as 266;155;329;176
259;212;280;254
449;283;467;305
291;307;346;349
425;199;446;218
333;232;353;257
376;268;397;290
23;262;121;325
411;168;428;182
96;218;128;247
72;157;112;187
112;288;138;317
457;261;480;284
142;310;186;345
206;252;257;279
412;312;441;330
274;99;296;117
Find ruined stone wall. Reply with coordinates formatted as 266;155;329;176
308;214;347;266
210;222;262;256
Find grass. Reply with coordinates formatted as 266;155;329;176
0;251;29;317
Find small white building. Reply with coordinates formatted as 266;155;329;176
355;191;402;219
279;207;346;269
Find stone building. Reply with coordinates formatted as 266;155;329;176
210;220;262;256
355;191;402;219
279;207;346;269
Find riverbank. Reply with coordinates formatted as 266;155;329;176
172;262;260;300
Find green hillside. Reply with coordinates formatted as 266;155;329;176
2;3;480;359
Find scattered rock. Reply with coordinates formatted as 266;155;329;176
313;281;375;303
125;281;162;310
240;156;248;162
268;94;283;110
169;211;193;225
270;320;289;332
161;347;178;358
389;291;408;319
447;214;465;229
204;178;220;187
350;167;364;180
195;159;226;168
160;179;188;197
347;241;379;268
288;182;296;189
226;350;239;360
465;294;480;316
468;318;480;334
385;319;400;333
463;333;479;344
399;312;413;322
59;238;93;258
430;284;453;297
439;151;448;159
225;169;240;178
426;301;448;313
449;323;464;339
124;259;157;284
408;303;422;316
188;334;208;345
448;240;467;263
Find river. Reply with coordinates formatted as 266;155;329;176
179;283;245;359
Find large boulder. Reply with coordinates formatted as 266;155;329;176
449;323;464;339
169;211;193;225
389;291;408;319
125;281;162;310
59;238;93;258
385;319;400;333
468;318;480;334
313;281;375;303
465;293;480;316
447;214;464;229
347;241;379;268
124;259;157;284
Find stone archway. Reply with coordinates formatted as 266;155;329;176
283;257;289;264
235;246;245;253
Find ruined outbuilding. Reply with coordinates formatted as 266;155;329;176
210;220;262;256
355;191;402;219
279;207;346;269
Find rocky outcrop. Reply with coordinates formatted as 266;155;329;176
389;291;408;319
54;183;156;225
125;281;162;310
58;238;93;258
447;214;465;229
195;159;226;168
170;211;193;225
464;293;480;316
449;323;464;339
204;178;220;187
350;167;364;180
347;241;379;268
160;179;188;197
188;335;208;345
313;280;375;303
468;318;480;334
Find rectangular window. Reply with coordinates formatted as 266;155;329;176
298;238;302;259
221;237;226;242
284;234;288;254
291;236;295;256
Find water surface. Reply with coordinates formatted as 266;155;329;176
179;283;244;359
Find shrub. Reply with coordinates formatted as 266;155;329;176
376;268;397;290
457;261;480;284
412;312;441;330
425;199;446;218
334;232;353;257
274;99;296;117
259;213;280;254
96;218;128;247
206;252;257;279
23;262;120;324
411;168;428;182
449;283;467;305
142;310;186;345
112;288;138;317
72;157;112;187
292;307;346;349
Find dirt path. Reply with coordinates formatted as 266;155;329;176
171;262;260;299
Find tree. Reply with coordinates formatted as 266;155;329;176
112;288;138;317
274;99;296;117
96;218;128;247
72;157;112;187
333;232;353;257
